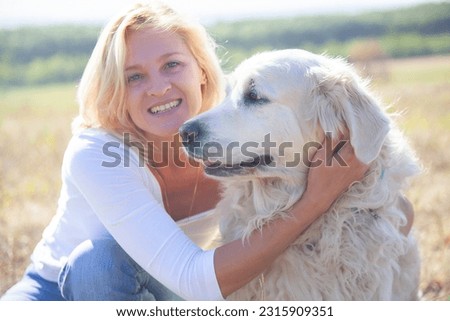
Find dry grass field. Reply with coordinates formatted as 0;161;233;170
0;55;449;300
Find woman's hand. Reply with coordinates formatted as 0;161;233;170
301;135;369;214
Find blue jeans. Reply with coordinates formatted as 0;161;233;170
1;238;181;301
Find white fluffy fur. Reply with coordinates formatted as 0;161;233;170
185;49;421;300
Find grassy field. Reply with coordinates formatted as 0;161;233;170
0;55;449;300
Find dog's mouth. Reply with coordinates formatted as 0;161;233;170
201;154;274;177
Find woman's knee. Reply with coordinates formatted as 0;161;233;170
58;238;142;300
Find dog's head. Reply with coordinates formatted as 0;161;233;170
180;49;390;179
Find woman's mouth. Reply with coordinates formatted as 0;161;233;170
148;99;182;115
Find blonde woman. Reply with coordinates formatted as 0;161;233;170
2;1;372;301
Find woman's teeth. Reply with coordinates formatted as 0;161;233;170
149;99;181;114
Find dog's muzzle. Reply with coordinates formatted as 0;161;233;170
180;121;274;177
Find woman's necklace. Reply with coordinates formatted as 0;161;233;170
187;164;201;217
149;164;201;218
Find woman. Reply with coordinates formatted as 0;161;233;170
2;1;375;301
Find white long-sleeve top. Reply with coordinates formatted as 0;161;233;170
30;128;223;300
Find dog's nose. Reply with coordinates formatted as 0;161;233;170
179;121;202;149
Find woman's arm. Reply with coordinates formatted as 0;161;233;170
214;139;369;298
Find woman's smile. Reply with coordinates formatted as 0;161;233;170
148;99;182;115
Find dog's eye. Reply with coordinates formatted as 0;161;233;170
248;90;259;100
244;89;270;106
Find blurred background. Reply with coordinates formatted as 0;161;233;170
0;0;449;300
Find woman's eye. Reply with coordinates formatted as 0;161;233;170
127;73;144;83
165;61;180;69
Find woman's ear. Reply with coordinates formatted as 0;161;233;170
201;70;207;85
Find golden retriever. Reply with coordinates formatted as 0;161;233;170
180;49;420;300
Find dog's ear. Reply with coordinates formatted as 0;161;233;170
312;62;390;164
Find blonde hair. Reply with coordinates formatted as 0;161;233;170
74;1;224;145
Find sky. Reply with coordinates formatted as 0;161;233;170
0;0;444;28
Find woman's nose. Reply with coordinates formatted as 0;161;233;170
146;77;171;97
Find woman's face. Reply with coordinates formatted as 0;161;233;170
125;28;205;140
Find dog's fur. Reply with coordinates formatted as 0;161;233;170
181;49;421;300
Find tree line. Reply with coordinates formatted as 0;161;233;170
1;2;449;87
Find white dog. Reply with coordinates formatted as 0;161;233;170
180;49;421;300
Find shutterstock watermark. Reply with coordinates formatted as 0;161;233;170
101;133;348;169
